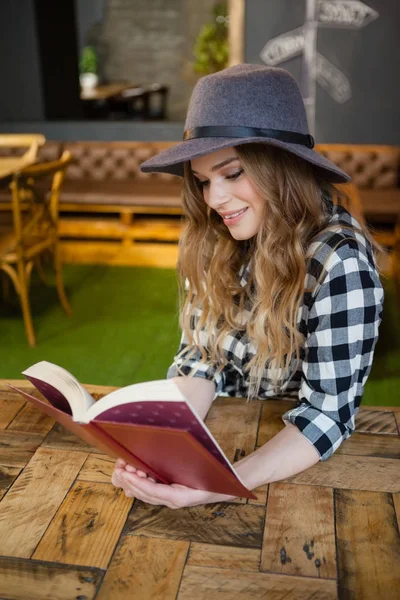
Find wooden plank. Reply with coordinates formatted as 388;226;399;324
257;399;297;445
285;455;400;493
178;566;338;599
0;465;21;501
356;409;399;435
0;556;102;600
126;502;265;548
33;481;133;568
206;397;262;463
335;489;400;599
393;493;400;531
0;397;24;429
248;482;268;506
61;240;178;268
187;543;260;571
59;216;182;241
395;411;400;434
97;536;189;600
7;402;54;435
0;448;88;558
77;453;115;483
42;422;96;452
335;432;400;458
260;483;336;579
0;430;45;467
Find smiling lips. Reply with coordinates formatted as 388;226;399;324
220;207;248;225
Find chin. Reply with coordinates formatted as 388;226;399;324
229;228;258;241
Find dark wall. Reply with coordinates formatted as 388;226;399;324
0;0;81;121
75;0;106;51
246;0;400;144
0;0;44;120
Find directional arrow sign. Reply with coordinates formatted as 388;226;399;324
260;27;304;66
316;53;351;103
317;1;379;29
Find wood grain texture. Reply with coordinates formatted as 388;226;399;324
0;383;398;598
0;397;24;429
0;430;45;467
42;422;96;452
335;432;400;458
0;556;102;600
33;481;133;568
393;493;400;530
97;536;189;600
335;489;400;599
0;448;88;558
257;399;297;446
261;483;336;579
355;409;399;435
205;397;262;463
187;543;260;571
286;455;400;493
177;566;338;599
7;402;55;435
0;465;21;501
77;453;115;483
126;502;265;547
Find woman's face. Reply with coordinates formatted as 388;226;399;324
190;147;265;240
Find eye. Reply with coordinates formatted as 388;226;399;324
197;179;210;189
225;169;244;181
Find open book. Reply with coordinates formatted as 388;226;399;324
8;361;256;499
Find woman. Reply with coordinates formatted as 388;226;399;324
112;64;384;507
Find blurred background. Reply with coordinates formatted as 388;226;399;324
0;0;398;407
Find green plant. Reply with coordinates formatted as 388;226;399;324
193;2;229;76
79;46;98;74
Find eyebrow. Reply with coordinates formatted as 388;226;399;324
191;156;239;175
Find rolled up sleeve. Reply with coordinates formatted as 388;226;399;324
283;254;384;460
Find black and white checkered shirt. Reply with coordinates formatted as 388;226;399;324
167;202;384;460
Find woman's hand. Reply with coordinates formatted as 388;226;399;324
111;458;234;509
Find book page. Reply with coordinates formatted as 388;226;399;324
22;361;95;419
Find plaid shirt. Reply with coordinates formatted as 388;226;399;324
167;202;384;460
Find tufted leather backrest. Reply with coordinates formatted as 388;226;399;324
316;144;400;188
3;140;396;188
62;141;177;182
0;141;62;162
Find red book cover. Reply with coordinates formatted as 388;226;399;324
8;378;257;500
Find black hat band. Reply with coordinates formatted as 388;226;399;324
183;126;314;149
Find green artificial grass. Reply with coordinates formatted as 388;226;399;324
1;265;399;406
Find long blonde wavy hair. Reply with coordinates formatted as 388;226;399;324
176;143;383;399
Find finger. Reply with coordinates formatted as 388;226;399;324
121;471;176;503
136;470;148;478
124;464;137;473
115;458;127;468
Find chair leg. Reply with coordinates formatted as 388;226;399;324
1;271;11;303
17;261;36;347
54;245;72;316
35;254;52;285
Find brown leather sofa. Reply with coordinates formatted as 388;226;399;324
0;141;399;269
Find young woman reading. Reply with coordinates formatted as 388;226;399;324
111;64;384;508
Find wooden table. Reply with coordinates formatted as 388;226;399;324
80;83;137;101
0;381;399;599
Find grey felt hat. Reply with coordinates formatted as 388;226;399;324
140;63;350;183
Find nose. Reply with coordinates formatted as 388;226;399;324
206;178;231;211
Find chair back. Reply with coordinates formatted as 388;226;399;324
0;134;46;171
9;150;72;255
